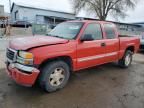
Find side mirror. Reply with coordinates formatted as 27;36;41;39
81;34;94;41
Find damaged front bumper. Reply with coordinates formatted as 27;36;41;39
6;62;40;86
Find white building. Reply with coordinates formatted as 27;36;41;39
0;5;4;17
11;3;76;24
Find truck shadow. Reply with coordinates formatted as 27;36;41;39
138;50;144;54
0;62;134;108
69;63;123;83
10;63;122;88
1;62;128;95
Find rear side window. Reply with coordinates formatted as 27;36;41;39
103;24;116;39
83;23;103;40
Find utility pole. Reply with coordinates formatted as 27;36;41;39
9;0;12;21
8;0;12;36
9;0;12;12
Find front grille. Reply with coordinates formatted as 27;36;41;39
6;48;16;61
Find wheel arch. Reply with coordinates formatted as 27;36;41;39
39;56;74;72
125;46;135;53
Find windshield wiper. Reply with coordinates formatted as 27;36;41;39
46;34;53;36
46;34;64;39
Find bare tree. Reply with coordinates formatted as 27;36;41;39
70;0;138;20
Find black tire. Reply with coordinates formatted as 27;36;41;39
118;50;133;68
39;61;70;92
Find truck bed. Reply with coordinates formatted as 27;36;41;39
119;36;140;58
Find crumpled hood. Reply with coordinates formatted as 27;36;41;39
9;36;69;50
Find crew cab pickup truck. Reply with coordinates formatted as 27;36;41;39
6;20;140;92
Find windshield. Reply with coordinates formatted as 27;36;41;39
46;22;83;39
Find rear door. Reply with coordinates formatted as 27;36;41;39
102;23;119;62
76;23;106;70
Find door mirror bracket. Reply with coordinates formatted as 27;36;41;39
80;34;94;41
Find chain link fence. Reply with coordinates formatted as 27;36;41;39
0;19;7;38
119;30;142;36
0;20;55;37
0;19;144;38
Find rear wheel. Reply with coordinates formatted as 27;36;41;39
39;61;70;92
118;50;133;68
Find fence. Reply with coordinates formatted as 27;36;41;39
32;24;47;35
0;18;7;37
0;19;57;37
0;19;144;38
119;30;142;36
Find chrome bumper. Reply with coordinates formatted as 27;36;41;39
8;63;38;73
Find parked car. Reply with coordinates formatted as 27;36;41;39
47;24;56;33
6;20;140;92
0;21;13;28
0;24;5;28
12;21;32;28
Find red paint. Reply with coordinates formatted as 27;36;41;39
7;66;40;86
7;20;140;86
9;36;69;50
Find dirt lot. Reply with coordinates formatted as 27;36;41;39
0;27;32;37
0;50;144;108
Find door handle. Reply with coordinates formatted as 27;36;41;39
101;43;106;47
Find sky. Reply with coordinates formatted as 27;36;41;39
0;0;144;23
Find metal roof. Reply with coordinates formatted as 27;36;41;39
76;17;142;27
11;2;75;15
132;22;144;24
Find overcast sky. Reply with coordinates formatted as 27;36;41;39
0;0;144;23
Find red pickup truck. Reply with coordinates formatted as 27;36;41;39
6;20;140;92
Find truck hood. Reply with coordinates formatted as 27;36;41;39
9;36;69;50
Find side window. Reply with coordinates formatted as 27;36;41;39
103;24;116;39
83;23;103;40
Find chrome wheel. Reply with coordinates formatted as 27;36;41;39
49;68;65;87
118;50;133;68
125;54;131;66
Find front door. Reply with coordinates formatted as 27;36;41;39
76;23;106;70
102;23;119;62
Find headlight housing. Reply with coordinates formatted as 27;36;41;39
17;51;34;65
19;51;33;59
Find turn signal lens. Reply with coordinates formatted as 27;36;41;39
19;51;33;59
25;53;33;59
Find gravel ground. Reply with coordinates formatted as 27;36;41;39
0;50;144;108
0;35;144;108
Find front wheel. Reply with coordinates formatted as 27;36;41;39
39;61;70;92
118;50;133;68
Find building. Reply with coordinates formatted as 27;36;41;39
0;5;9;26
114;22;142;31
132;22;144;27
77;17;144;35
0;5;9;19
0;5;4;17
132;22;144;33
115;22;143;35
11;3;76;25
10;3;144;35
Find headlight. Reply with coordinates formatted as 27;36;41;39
17;51;34;65
19;51;33;59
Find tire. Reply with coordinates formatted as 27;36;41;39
118;50;133;68
39;61;70;92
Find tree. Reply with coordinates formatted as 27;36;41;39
70;0;137;20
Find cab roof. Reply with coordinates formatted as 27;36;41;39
67;20;114;24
